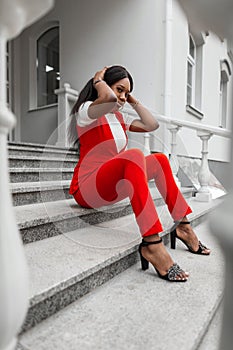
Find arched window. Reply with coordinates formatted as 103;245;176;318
37;26;60;107
187;35;196;106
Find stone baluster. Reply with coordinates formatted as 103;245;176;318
0;2;54;350
167;125;181;187
195;130;213;201
55;83;79;147
143;133;151;155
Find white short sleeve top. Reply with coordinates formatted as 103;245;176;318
76;101;136;153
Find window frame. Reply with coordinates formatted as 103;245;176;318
187;36;196;107
29;21;59;111
186;31;205;119
219;59;232;128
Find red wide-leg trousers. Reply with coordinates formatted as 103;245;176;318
74;149;192;237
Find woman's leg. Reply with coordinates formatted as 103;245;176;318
75;149;163;237
74;149;188;279
145;153;210;254
145;153;192;221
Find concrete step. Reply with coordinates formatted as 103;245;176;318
17;197;220;334
9;167;73;183
15;187;194;244
8;154;77;169
18;213;224;350
11;180;72;206
8;141;78;159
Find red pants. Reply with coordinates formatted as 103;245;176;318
74;149;192;237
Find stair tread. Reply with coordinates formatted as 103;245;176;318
8;141;77;153
10;180;71;192
9;167;73;172
22;198;220;304
15;187;193;228
19;218;224;350
9;154;77;161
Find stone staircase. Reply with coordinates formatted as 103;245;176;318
8;142;224;350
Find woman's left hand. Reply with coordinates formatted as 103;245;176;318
127;94;138;105
127;95;159;132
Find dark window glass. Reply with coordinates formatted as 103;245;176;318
37;27;60;107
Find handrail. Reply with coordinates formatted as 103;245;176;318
123;106;231;138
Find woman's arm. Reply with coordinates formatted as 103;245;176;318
88;67;118;119
127;94;159;132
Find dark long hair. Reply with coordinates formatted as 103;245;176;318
67;65;134;146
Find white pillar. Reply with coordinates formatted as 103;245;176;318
195;130;212;201
0;1;54;350
167;125;181;187
55;83;79;147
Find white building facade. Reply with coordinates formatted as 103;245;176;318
1;1;233;349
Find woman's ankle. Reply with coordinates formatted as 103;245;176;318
143;234;161;242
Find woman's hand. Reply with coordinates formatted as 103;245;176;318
127;94;137;105
127;94;159;132
127;94;140;108
88;66;118;119
93;66;108;84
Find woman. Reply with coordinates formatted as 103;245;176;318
68;65;210;282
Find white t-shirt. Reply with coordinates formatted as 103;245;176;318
77;101;136;153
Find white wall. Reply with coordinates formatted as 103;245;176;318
59;0;165;108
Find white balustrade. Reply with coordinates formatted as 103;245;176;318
55;83;79;147
195;130;213;201
123;106;230;196
0;1;54;350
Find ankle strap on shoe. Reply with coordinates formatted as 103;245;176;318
174;221;190;225
141;238;162;246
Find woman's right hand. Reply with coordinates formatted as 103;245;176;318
93;66;108;83
88;66;118;119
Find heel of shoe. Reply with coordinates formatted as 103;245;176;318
140;253;149;270
139;238;162;271
170;229;176;249
139;243;149;270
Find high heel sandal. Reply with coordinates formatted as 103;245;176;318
170;221;210;255
139;238;188;282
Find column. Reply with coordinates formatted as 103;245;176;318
195;130;212;201
167;125;181;187
55;83;79;147
0;1;54;349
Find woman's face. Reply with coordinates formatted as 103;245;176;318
110;78;130;107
